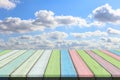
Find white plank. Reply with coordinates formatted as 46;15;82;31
27;50;52;77
11;50;44;77
0;50;19;61
0;50;26;68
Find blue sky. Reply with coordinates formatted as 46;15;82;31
0;0;120;49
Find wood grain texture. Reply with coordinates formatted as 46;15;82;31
44;50;60;77
61;50;77;77
86;50;120;77
100;50;120;61
27;50;52;77
69;50;94;77
77;50;111;77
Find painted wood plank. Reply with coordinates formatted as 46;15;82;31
69;50;94;77
93;50;120;69
44;50;60;77
0;50;36;77
0;50;19;61
100;50;120;61
0;50;3;52
11;50;44;77
0;50;11;56
86;50;120;77
117;50;120;52
0;50;26;68
61;50;77;77
77;50;111;77
109;50;120;56
27;50;52;77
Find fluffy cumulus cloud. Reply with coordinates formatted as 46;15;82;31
34;10;88;27
0;29;120;49
92;4;120;24
0;17;39;34
0;10;88;34
1;4;120;49
1;36;120;49
1;4;120;34
107;27;120;35
0;0;19;10
71;30;108;38
41;31;68;40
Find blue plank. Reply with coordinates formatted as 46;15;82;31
109;50;120;56
61;50;77;77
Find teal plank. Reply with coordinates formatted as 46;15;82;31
0;50;36;77
0;50;26;68
0;50;3;52
27;50;52;77
0;50;19;61
11;50;43;77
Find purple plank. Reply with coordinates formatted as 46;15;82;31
100;50;120;61
85;50;120;77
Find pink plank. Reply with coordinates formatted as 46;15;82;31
100;50;120;61
69;50;94;77
86;50;120;77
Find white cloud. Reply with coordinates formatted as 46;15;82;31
33;10;57;28
71;30;107;38
89;21;105;27
92;4;120;24
34;10;88;28
0;33;120;49
107;27;120;35
0;10;89;34
0;17;45;34
101;37;120;43
55;16;88;27
1;4;120;34
0;0;19;10
40;31;68;40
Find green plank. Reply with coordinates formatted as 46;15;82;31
0;50;11;56
77;50;111;77
93;50;120;69
0;50;36;77
11;50;43;77
44;50;60;77
117;50;120;52
0;50;26;68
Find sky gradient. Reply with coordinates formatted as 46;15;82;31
0;0;120;49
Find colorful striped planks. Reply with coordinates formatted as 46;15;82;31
93;50;120;69
0;50;11;56
0;50;35;77
100;50;120;61
0;50;120;78
69;50;93;77
109;50;120;56
0;50;19;61
61;50;77;77
86;50;120;77
44;50;60;77
117;50;120;52
11;50;44;77
27;50;52;77
77;50;111;77
0;50;26;68
0;50;3;52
